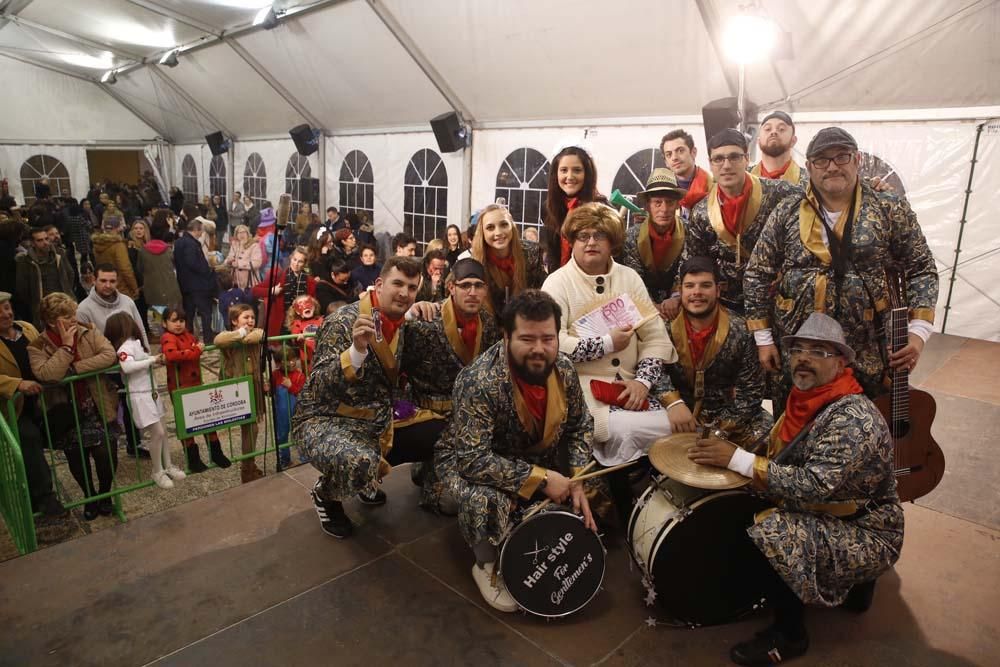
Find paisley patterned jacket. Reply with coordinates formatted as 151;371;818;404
621;217;685;304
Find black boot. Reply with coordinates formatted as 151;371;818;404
840;580;876;613
209;440;232;469
186;445;208;473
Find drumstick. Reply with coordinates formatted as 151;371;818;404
560;460;636;483
520;460;599;522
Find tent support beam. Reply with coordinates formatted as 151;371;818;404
693;0;737;97
364;0;473;123
2;14;145;63
98;82;174;142
148;66;236;139
0;50;95;83
121;0;221;37
223;37;326;132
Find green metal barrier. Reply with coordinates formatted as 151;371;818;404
0;332;315;556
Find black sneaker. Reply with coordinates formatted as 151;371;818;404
312;482;353;538
840;580;876;613
730;627;808;666
358;488;387;505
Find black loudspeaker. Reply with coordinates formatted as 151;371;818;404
205;131;229;156
701;97;758;146
301;177;320;203
430;111;467;153
289;124;320;156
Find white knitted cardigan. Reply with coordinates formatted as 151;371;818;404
542;257;677;442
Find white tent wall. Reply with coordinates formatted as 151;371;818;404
326;133;465;243
0;144;89;204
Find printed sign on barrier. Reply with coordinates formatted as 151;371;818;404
172;376;257;439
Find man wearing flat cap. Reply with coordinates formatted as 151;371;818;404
750;111;809;187
744;126;938;404
682;128;801;314
402;258;501;512
622;167;689;320
689;312;903;665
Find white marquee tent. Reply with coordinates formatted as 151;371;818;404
0;0;998;340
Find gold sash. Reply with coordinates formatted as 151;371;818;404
511;365;568;454
441;297;483;366
669;308;730;411
637;214;685;273
750;160;803;186
707;174;763;264
797;182;863;313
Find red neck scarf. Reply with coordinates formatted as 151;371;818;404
679;168;710;210
759;160;791;180
684;311;718;367
559;196;580;267
717;175;753;236
779;368;863;443
512;366;547;422
486;247;515;280
647;219;675;267
369;290;403;343
453;299;479;354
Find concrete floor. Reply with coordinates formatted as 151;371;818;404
1;334;998;666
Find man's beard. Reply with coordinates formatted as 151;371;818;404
760;140;792;158
509;350;554;386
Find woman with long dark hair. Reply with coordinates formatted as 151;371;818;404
442;224;466;268
469;204;546;317
542;146;604;271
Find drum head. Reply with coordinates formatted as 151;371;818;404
500;510;606;618
650;492;771;626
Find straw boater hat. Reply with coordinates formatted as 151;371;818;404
781;312;856;364
638;167;688;200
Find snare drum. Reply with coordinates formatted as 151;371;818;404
628;478;771;626
499;509;606;618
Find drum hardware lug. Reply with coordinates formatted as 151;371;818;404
675;507;692;522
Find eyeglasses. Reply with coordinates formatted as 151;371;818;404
454;281;487;292
809;152;854;169
574;231;609;244
788;346;841;359
709;153;747;165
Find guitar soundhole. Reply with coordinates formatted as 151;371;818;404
892;420;910;438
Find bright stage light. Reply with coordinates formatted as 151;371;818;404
722;13;779;65
61;50;114;69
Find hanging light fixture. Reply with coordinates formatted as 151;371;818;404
253;6;280;30
101;69;118;84
158;50;179;67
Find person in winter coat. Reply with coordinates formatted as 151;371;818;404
91;216;140;299
223;224;262;289
15;226;76;328
229;192;245;237
173;217;219;342
349;244;381;294
254;206;277;281
159;306;231;473
136;222;181;311
127;220;151;334
252;246;315;337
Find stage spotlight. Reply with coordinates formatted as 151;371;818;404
253;6;280;30
101;69;117;84
159;50;179;67
723;12;779;65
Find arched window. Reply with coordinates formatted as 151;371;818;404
181;154;198;203
495;147;549;236
284;153;313;220
403;148;448;254
19;154;71;206
243;152;267;210
209;155;227;199
611;148;666;228
339;150;374;224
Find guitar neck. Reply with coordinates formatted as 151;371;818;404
889;306;909;424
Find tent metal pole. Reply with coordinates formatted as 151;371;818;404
0;50;95;83
317;134;327;216
98;82;174;142
120;0;222;37
941;120;989;334
148;66;236;140
461;129;473;230
223;37;325;132
2;14;145;62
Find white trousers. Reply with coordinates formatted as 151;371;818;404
594;408;672;466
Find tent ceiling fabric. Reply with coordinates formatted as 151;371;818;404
1;0;998;142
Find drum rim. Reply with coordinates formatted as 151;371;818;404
627;483;667;571
499;509;607;618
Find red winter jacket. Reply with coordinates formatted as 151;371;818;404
252;268;316;337
161;330;204;394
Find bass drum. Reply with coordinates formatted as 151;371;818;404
628;480;772;626
499;509;606;618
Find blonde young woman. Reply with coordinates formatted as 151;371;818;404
224;224;262;289
467;204;546;317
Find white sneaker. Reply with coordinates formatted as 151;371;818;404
472;562;518;613
152;471;174;489
164;465;186;481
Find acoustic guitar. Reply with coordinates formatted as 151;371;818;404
874;270;945;502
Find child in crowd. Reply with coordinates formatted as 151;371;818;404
160;306;231;472
104;312;186;490
214;304;267;483
286;294;323;369
218;272;254;330
271;348;307;467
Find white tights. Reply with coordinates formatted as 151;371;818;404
142;421;173;476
